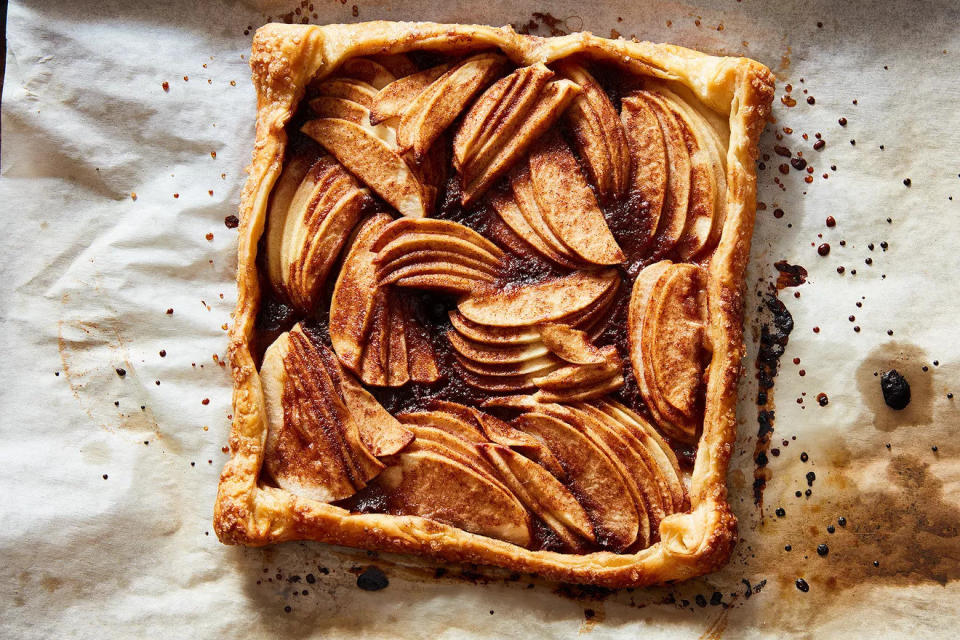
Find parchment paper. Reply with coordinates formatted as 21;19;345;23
2;0;959;637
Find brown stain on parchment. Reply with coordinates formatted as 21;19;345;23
734;339;959;629
698;608;729;640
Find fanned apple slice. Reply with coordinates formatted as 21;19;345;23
380;261;496;287
399;296;440;383
262;328;383;503
489;190;581;269
650;85;728;259
447;330;549;365
370;63;452;124
455;353;562;378
555;61;630;201
473;412;567;480
620;92;668;247
638;92;690;252
531;350;621;391
455;62;580;205
532;374;624;403
453;64;551;170
397;53;506;161
359;289;391;386
479;444;595;550
265;152;318;299
302;118;427;218
370;53;418;78
538;324;607;365
377;450;532;547
458;269;618;327
330;214;394;373
372;217;505;258
329;360;414;456
397;410;486;444
515;412;639;551
404;425;498;479
377;249;499;278
459;367;558;393
594;399;687;513
339;57;397;90
509;164;583;264
527;132;623;265
448;311;542;346
629;260;707;444
308;96;370;124
314;78;377;108
385;290;410;387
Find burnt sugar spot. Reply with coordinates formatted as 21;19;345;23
856;342;933;432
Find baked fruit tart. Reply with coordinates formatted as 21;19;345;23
214;21;774;588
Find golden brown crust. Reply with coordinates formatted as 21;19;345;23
214;21;774;588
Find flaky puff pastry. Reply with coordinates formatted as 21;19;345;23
214;21;774;588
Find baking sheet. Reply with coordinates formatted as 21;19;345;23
2;0;959;637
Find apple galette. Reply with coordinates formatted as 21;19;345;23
215;21;774;588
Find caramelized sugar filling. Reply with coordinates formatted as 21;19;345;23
255;51;720;554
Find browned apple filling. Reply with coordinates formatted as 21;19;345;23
254;49;728;554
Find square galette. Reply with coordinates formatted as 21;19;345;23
215;21;774;587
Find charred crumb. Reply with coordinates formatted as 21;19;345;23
880;369;911;410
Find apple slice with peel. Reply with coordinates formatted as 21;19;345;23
638;91;690;253
531;348;621;391
302;118;427;218
649;84;727;259
379;261;496;287
538;324;608;365
376;450;532;547
358;289;391;386
447;330;549;365
593;399;688;513
629;260;707;444
329;214;394;373
455;353;563;378
370;63;452;124
371;217;504;258
555;61;630;202
620;92;668;248
479;443;595;551
528;132;624;265
509;164;583;264
532;373;624;403
377;249;498;279
262;327;383;503
314;78;377;108
490;190;582;269
458;365;560;393
399;295;440;383
473;412;566;480
308;96;370;124
458;269;619;327
448;311;543;346
397;53;505;161
385;290;410;387
514;412;639;551
403;425;500;480
398;410;486;444
338;57;397;90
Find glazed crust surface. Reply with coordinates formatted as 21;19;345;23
214;21;774;588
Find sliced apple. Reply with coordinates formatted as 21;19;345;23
629;261;707;444
403;425;499;480
399;295;440;383
621;92;668;247
371;217;504;257
397;53;505;161
448;311;542;346
262;328;383;503
473;412;566;480
640;91;691;253
266;152;316;297
308;96;369;124
533;374;624;404
376;249;498;278
380;260;496;287
479;443;594;550
455;353;562;378
454;63;580;205
458;368;550;393
329;214;394;373
447;330;548;365
359;288;391;386
594;399;688;513
527;132;623;265
397;410;486;444
514;412;638;551
538;324;607;365
330;359;414;456
369;53;418;78
339;57;397;90
555;61;629;201
302;118;426;218
314;78;377;108
377;450;532;547
458;269;618;328
509;164;583;263
385;290;410;387
490;190;581;269
650;85;727;259
370;63;452;124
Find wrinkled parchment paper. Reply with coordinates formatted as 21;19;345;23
2;0;959;637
